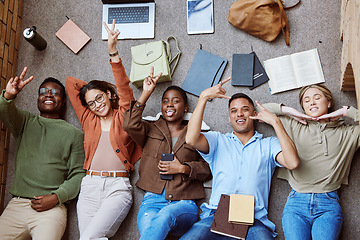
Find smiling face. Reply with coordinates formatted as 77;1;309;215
301;87;331;118
85;89;113;118
37;81;65;118
228;98;256;135
161;89;188;123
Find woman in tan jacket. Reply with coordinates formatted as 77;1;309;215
123;68;211;240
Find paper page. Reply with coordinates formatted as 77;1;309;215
264;55;298;94
291;49;325;87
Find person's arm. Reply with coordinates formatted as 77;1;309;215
261;103;315;125
158;151;211;181
65;76;90;124
0;67;34;137
104;20;135;113
317;106;358;122
250;101;299;170
186;77;231;153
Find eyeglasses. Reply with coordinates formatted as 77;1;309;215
39;88;61;96
87;93;105;109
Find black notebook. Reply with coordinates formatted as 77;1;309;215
249;51;269;90
210;194;249;239
182;49;228;97
231;54;254;86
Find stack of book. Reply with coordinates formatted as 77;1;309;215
210;194;254;239
231;52;269;90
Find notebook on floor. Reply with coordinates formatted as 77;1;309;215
101;0;155;40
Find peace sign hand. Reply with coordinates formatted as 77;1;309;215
4;67;34;100
200;77;231;101
103;19;120;53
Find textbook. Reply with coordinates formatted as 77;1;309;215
56;19;91;54
264;48;325;94
231;53;254;86
182;49;227;97
210;194;249;239
228;194;254;225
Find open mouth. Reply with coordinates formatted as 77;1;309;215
43;100;54;104
166;110;175;117
309;107;318;112
236;119;245;124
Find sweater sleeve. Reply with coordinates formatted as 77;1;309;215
260;103;284;115
66;76;92;125
51;130;86;205
347;106;359;122
0;90;28;138
123;100;150;148
110;60;135;114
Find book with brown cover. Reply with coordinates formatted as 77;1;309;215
55;19;91;54
210;194;249;240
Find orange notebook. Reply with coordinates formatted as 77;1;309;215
56;19;91;54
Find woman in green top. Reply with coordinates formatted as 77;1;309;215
263;84;360;240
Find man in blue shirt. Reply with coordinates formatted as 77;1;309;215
180;78;299;240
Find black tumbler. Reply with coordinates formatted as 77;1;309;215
23;26;47;51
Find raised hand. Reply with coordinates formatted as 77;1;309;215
281;105;316;125
317;107;347;122
103;19;120;53
137;66;162;104
4;67;34;100
200;77;231;101
250;101;279;125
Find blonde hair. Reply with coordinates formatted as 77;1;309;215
299;84;334;111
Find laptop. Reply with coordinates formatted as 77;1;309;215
101;0;155;40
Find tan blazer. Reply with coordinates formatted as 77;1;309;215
123;100;211;200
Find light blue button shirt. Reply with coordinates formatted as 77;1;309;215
199;131;282;236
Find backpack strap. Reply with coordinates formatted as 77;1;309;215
165;36;181;76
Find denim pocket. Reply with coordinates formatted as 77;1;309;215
324;191;340;202
287;189;298;199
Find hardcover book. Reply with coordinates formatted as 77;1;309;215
228;194;255;225
264;48;325;94
231;53;254;86
56;19;91;54
249;51;269;90
182;49;227;97
210;194;249;240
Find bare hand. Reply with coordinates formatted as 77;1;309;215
31;194;59;212
142;66;162;94
281;105;316;125
317;108;346;122
158;155;185;175
199;77;231;101
5;67;34;100
103;19;120;52
250;101;278;125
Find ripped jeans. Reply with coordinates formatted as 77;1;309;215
137;191;199;240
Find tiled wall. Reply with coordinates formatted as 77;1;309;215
0;0;23;213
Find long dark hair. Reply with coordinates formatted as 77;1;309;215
79;80;119;109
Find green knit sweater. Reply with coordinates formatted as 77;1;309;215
0;91;85;205
263;103;360;193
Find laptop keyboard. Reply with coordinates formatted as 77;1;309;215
108;6;149;24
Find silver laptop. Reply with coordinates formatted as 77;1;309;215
101;0;155;40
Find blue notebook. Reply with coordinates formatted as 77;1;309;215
182;49;228;97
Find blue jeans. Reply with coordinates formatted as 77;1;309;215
282;189;343;240
137;191;199;240
180;204;274;240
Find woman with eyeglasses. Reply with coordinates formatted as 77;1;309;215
65;20;142;240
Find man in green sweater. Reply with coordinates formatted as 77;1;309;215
0;67;85;240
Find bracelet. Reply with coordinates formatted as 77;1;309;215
109;51;118;57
